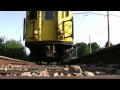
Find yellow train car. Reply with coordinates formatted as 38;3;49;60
23;11;73;64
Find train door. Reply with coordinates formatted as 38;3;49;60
57;11;73;42
41;11;57;41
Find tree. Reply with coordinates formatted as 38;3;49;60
77;42;89;57
88;42;101;53
104;41;113;48
70;42;102;57
0;36;5;47
0;39;28;60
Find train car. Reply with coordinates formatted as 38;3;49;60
23;11;73;64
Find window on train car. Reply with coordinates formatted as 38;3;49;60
65;11;69;17
45;11;54;20
29;11;37;20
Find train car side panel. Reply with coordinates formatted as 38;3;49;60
57;11;73;43
26;11;40;42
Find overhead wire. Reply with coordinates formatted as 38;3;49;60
0;12;26;41
73;14;93;40
1;11;120;42
73;11;120;18
10;24;23;39
73;11;120;46
73;11;120;29
0;12;16;26
73;11;108;43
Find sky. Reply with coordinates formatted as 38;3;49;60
0;11;120;48
0;11;26;44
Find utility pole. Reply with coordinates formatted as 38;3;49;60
107;11;110;47
89;35;92;53
20;36;21;43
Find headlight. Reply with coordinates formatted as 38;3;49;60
34;30;38;34
61;31;64;34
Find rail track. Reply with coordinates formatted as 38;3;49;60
0;65;64;77
0;44;120;79
0;56;36;65
1;43;120;66
62;43;120;65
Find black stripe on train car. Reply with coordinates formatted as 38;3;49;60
25;41;73;46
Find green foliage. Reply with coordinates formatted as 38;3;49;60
0;39;28;60
0;36;102;61
0;36;5;47
88;42;101;53
104;41;114;48
77;42;89;57
70;42;102;57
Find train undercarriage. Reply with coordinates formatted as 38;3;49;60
26;41;73;64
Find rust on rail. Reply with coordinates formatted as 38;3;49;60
0;56;36;65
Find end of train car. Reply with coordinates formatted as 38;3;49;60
23;11;74;64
